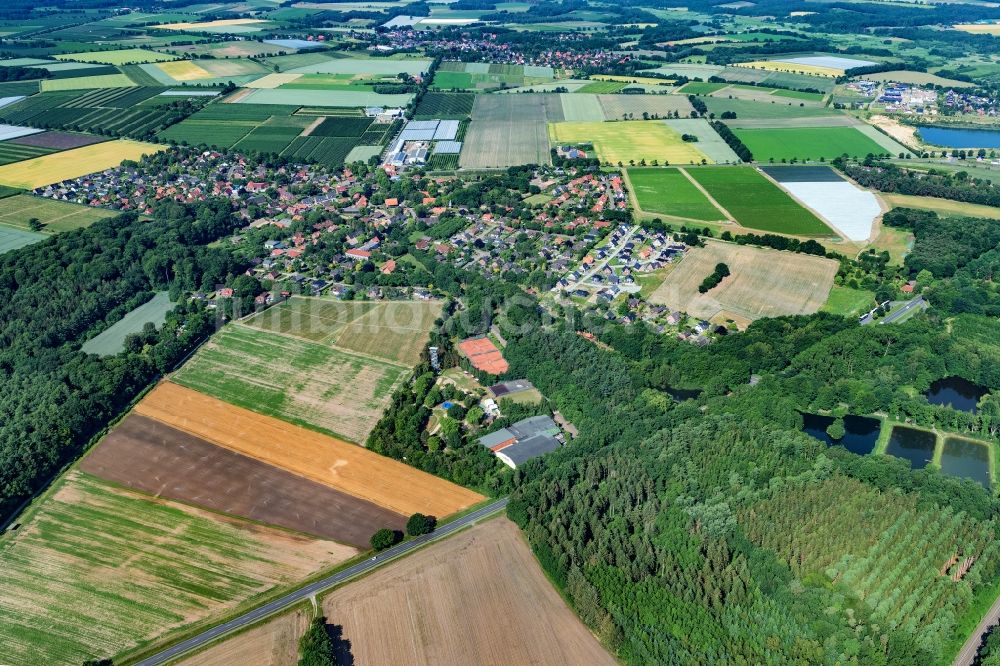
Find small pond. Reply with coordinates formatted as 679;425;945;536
886;425;936;469
801;413;881;455
925;376;988;414
666;386;702;402
916;126;1000;149
940;437;991;489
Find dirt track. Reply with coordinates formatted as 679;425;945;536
82;414;405;548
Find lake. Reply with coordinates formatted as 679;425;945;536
886;425;936;469
925;376;987;413
801;413;881;455
940;437;991;489
917;126;1000;149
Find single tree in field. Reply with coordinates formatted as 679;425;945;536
370;528;402;551
299;616;335;666
407;512;437;536
28;217;43;232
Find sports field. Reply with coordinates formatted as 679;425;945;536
0;139;164;189
626;167;724;221
242;297;442;366
171;323;407;442
81;292;173;356
687;167;833;236
134;382;484;517
732;126;890;161
649;239;838;324
55;48;176;65
0;194;115;233
321;518;617;665
0;471;355;666
81;413;406;547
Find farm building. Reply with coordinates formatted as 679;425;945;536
458;336;508;374
479;415;562;468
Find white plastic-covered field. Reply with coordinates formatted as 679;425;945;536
0;123;44;141
764;166;882;242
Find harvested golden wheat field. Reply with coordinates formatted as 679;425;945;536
321;518;617;666
649;239;837;324
134;382;484;517
176;608;309;666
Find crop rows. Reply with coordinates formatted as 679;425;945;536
0;142;54;165
414;92;475;119
282;135;360;167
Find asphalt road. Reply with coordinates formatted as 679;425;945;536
953;593;1000;666
881;295;926;324
133;498;509;666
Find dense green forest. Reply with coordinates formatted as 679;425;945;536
0;200;248;515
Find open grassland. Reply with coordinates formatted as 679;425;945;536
687;167;833;236
0;139;163;189
626;167;724;221
0;471;355;666
821;285;876;316
882;193;1000;220
81;414;405;547
81;292;173;356
321;518;617;665
175;608;310;666
55;48;177;64
0;226;45;253
171;323;407;443
0;194;115;233
41;73;137;91
733;126;891;161
702;97;839;120
732;60;842;77
649;239;837;323
156;59;212;80
596;93;693;119
134;382;484;517
549;120;709;165
244;297;442;366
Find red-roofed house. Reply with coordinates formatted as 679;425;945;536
381;259;397;274
346;248;371;259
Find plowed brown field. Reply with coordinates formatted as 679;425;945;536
81;414;405;548
322;517;617;665
134;382;484;517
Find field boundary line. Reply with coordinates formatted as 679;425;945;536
231;320;413;370
678;167;736;221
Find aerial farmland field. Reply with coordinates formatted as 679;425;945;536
133;382;485;517
0;226;45;254
81;413;406;547
41;73;137;91
0;471;356;666
54;48;177;64
171;323;408;442
0;139;164;189
174;609;311;666
321;518;618;665
549;120;710;165
686;167;833;236
732;126;891;161
649;239;838;324
0;194;116;233
461;94;562;168
626;167;724;221
244;296;443;366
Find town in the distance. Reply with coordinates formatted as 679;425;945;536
1;0;1000;664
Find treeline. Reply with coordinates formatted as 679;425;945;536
842;162;1000;209
0;200;248;517
0;64;47;81
721;230;831;257
711;120;752;162
883;207;1000;278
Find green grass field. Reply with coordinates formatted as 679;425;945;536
821;285;876;316
0;194;116;233
81;292;173;356
627;167;724;221
687;167;834;236
702;97;838;120
733;126;890;162
0;225;45;253
171;323;408;442
0;471;350;666
679;81;728;95
55;48;177;65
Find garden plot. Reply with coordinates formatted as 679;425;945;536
649;239;838;323
761;166;883;242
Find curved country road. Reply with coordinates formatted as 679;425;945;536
953;594;1000;666
132;498;509;666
